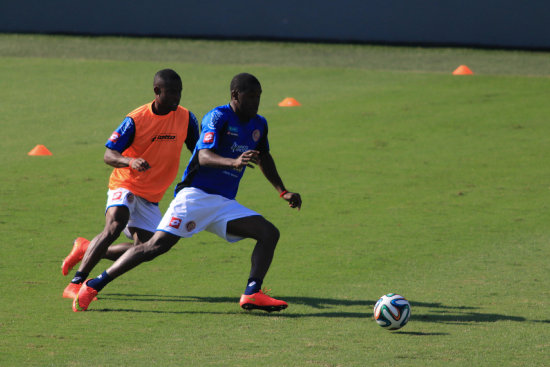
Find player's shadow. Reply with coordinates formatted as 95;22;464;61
98;293;543;324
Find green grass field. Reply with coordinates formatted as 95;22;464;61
1;34;549;366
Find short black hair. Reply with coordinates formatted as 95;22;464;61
230;73;261;93
154;69;181;86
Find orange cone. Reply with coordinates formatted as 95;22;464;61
28;144;53;156
278;97;301;107
452;65;474;75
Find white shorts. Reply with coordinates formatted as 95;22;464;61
106;188;162;235
157;187;260;243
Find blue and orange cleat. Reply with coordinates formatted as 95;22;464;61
72;280;98;312
61;237;90;276
239;289;288;312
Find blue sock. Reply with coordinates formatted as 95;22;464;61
87;271;112;292
244;278;263;295
71;271;88;284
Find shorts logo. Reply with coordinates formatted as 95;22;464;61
169;217;182;229
112;191;123;201
252;129;261;142
203;132;214;143
109;132;121;143
186;221;196;232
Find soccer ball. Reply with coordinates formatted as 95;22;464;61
373;293;411;330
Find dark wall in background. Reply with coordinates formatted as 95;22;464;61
1;1;548;49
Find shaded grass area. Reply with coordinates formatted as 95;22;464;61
2;33;550;76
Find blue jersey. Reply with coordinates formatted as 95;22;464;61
176;104;269;199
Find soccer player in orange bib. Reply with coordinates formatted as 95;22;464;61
62;69;199;299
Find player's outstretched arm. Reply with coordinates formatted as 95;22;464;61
103;148;150;172
258;152;302;210
198;149;259;170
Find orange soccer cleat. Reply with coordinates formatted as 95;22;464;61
239;289;288;312
72;280;98;312
62;282;82;299
61;237;90;276
62;282;97;300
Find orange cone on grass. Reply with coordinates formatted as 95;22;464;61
278;97;301;107
452;65;474;75
28;144;52;156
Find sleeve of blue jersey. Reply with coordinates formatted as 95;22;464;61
105;116;136;153
185;111;200;152
258;116;270;152
196;109;223;150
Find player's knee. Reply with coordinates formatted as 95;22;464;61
259;221;280;246
271;225;280;243
105;221;126;239
104;206;129;239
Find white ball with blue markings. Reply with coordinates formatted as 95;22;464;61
373;293;411;330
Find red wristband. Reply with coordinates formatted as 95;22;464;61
279;190;288;198
128;158;136;170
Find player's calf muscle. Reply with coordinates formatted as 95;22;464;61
136;242;174;262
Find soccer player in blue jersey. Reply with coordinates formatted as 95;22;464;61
73;73;302;312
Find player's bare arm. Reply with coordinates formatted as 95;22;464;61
103;148;150;172
258;151;302;210
198;148;259;170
